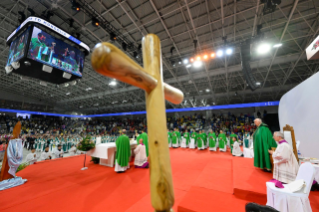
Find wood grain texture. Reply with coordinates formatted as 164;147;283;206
283;125;299;163
143;34;175;212
0;121;21;181
91;42;183;105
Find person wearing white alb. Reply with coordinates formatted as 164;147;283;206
41;145;52;160
232;137;243;157
25;146;40;164
52;144;64;159
268;131;299;184
68;144;77;156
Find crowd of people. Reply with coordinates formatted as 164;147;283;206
1;113;318;194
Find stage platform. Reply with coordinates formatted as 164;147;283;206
1;148;318;212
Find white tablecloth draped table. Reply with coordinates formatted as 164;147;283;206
87;140;137;167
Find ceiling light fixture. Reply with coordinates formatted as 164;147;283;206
109;80;117;86
257;43;271;54
193;61;203;68
273;43;282;48
92;18;100;27
217;50;223;57
226;48;233;55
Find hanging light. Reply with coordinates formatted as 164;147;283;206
257;43;271;54
217;50;223;57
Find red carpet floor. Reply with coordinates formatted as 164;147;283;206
1;148;318;212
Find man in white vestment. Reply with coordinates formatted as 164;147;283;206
52;144;64;159
134;138;149;168
68;144;77;156
41;145;52;160
25;147;39;165
232;137;243;157
268;132;299;184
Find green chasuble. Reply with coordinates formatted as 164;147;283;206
175;131;182;144
183;132;190;145
253;123;277;170
191;132;197;146
172;132;178;145
229;133;238;153
115;134;131;167
201;133;207;146
196;134;204;148
167;132;172;144
172;131;181;145
191;132;197;141
136;132;149;157
218;133;227;149
208;133;217;148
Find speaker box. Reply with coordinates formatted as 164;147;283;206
240;41;259;91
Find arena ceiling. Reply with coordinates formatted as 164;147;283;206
0;0;319;114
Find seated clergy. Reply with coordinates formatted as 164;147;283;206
232;137;243;157
68;144;77;156
41;145;52;160
134;138;149;168
268;132;299;184
25;147;39;165
52;144;64;159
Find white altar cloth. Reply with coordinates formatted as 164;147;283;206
87;140;137;167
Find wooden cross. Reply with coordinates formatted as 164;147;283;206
91;34;184;212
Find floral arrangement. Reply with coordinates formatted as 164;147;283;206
16;162;29;173
77;135;95;151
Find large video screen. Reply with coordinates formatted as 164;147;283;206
6;27;31;66
27;26;84;77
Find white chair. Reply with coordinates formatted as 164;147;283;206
266;162;315;212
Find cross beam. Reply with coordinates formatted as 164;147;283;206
91;34;184;211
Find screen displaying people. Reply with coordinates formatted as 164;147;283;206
27;26;85;77
6;27;31;66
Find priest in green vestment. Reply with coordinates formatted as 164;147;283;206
167;129;172;147
115;129;131;172
208;129;217;151
253;118;277;171
183;129;190;147
218;130;227;152
201;131;208;147
190;129;197;149
136;130;149;157
229;132;238;153
196;130;205;150
175;128;182;146
172;128;181;148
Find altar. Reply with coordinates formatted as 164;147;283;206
87;140;137;167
